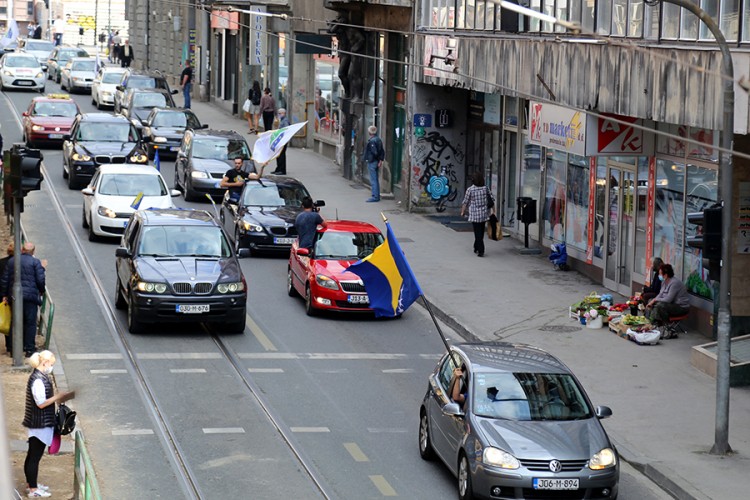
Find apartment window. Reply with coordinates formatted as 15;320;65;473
423;0;456;29
703;0;739;41
28;1;35;16
597;0;613;35
680;0;700;40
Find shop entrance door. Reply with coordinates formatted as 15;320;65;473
603;162;636;295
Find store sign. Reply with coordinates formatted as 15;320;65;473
585;113;651;155
483;93;501;125
211;10;239;30
529;101;586;156
250;7;267;66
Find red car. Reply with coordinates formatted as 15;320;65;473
287;220;384;315
22;94;80;148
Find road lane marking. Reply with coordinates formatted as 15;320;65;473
382;368;414;374
202;427;245;434
313;368;349;374
290;427;330;433
66;353;123;360
237;352;409;360
367;428;409;434
89;369;127;374
247;368;284;373
138;353;222;360
170;368;207;374
112;429;154;436
246;314;278;351
344;442;369;462
369;475;397;496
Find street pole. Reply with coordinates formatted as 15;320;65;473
11;197;23;367
650;0;734;455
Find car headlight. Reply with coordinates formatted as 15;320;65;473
3;71;12;76
315;274;339;290
217;282;245;294
101;91;112;97
136;282;168;293
97;206;117;218
31;125;44;131
72;153;91;161
589;448;617;470
153;136;167;143
129;154;148;163
36;72;44;78
482;447;520;470
241;220;263;232
72;76;81;81
190;171;209;179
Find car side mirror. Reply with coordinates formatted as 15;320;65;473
237;248;250;258
314;200;325;208
201;124;209;129
115;247;130;258
296;247;310;257
22;111;29;117
171;89;178;95
595;406;613;419
170;189;181;197
442;402;464;417
81;187;94;196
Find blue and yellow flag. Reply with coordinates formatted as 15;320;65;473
130;191;144;210
153;148;161;171
347;221;423;317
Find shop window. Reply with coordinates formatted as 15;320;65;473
543;150;567;241
565;154;589;251
683;164;718;299
634;157;650;276
594;159;607;259
314;59;341;140
653;159;685;280
521;135;541;238
504;97;518;127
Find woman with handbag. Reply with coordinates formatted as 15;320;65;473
245;81;262;134
460;171;495;257
23;350;75;497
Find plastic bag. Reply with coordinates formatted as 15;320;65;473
242;99;252;113
0;301;10;335
627;328;661;345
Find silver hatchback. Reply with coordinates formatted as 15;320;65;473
419;342;619;500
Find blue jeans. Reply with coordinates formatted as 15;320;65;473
367;161;380;200
22;299;38;353
183;83;192;109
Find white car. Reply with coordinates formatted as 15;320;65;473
60;57;97;93
19;39;55;71
0;53;45;91
81;165;180;241
92;67;126;109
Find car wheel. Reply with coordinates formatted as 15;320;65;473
55;73;60;84
173;168;182;192
419;409;435;461
458;453;474;500
67;170;78;189
305;284;317;316
81;205;89;228
233;227;245;255
127;293;144;334
115;277;126;310
87;218;99;242
91;97;96;105
184;178;198;202
287;267;298;297
40;86;45;94
60;79;65;91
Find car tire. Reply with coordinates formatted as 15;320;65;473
91;97;96;106
55;73;60;84
127;293;144;334
62;162;69;179
419;409;435;461
287;268;298;297
40;86;45;94
305;284;317;316
458;453;474;500
87;218;98;242
115;278;127;310
184;178;198;202
233;227;245;256
67;170;77;189
81;205;89;228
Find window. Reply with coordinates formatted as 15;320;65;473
683;165;718;299
543;150;567;240
594;158;607;259
634;158;649;275
654;159;685;280
680;0;700;40
28;2;34;16
719;0;740;41
597;0;613;35
565;155;590;251
662;3;681;38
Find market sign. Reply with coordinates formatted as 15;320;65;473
585;113;653;156
529;101;586;156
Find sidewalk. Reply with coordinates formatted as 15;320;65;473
190;100;748;500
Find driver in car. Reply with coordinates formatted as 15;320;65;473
220;157;265;203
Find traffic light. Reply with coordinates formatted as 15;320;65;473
687;205;722;281
8;145;44;197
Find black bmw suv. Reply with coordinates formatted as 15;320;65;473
115;209;250;333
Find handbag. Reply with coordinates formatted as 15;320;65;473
486;187;494;209
487;213;503;241
0;301;10;335
55;403;77;436
242;99;252;113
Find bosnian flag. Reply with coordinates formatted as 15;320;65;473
251;121;307;164
130;192;144;210
0;19;19;49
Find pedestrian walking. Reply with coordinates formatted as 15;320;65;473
362;125;385;202
272;108;290;175
32;23;42;40
27;23;36;39
180;60;193;109
53;18;65;46
460;171;494;258
259;87;276;133
112;31;122;64
23;350;75;498
295;197;326;251
246;81;262;133
0;242;46;357
119;39;134;68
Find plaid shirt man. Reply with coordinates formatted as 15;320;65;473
462;185;492;222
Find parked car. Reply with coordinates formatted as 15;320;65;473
47;46;89;83
141;108;205;159
0;39;19;58
62;113;148;189
119;88;176;131
419;342;619;500
60;57;96;93
0;52;45;92
114;209;249;333
91;66;127;109
287;220;383;316
173;129;252;201
19;39;55;71
22;93;80;148
114;69;175;113
82;164;180;241
220;175;323;255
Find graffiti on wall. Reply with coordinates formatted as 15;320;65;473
411;131;464;212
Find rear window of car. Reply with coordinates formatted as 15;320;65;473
71;60;95;71
192;138;250;160
137;225;231;258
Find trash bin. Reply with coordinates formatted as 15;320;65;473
516;197;537;224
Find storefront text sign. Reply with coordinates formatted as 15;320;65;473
645;157;656;277
250;7;267;66
739;182;750;254
529;101;586;156
595;114;643;154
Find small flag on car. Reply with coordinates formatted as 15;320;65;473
153;148;161;171
130;191;144;210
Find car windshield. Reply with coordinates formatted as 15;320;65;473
192;138;250;160
242;183;309;208
33;102;78;117
98;174;167;196
25;41;54;51
6;56;39;68
138;226;231;258
71;60;95;71
102;72;123;83
313;231;383;260
133;93;167;108
128;76;168;90
152;111;199;129
471;372;593;422
78;122;134;142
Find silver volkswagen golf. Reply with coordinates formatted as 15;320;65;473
419;342;619;500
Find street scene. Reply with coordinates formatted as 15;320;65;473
1;1;750;500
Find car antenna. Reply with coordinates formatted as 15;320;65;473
335;208;339;220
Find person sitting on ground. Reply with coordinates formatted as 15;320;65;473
641;257;664;303
220;157;265;203
449;365;468;410
646;263;690;326
294;197;326;251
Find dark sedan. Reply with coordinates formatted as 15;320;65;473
119;89;176;131
141;108;206;159
62;113;149;189
220;176;323;255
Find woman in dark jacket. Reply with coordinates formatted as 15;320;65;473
259;87;276;132
642;257;664;303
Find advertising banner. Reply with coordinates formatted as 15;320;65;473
529;101;586;156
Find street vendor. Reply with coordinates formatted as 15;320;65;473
641;257;663;303
645;264;690;326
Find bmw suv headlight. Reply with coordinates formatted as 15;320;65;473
97;206;117;218
190;171;209;179
129;153;148;163
482;447;520;469
241;220;263;232
315;275;339;290
136;281;168;293
217;282;245;293
589;448;617;470
72;153;91;161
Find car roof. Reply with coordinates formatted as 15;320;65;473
320;220;381;233
126;70;167;79
130;88;171;95
69;57;94;63
193;129;245;140
101;66;126;73
97;164;164;176
451;342;570;374
32;94;75;103
139;209;219;226
78;112;131;123
245;176;304;188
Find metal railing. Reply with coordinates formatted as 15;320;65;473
38;290;55;350
73;430;102;500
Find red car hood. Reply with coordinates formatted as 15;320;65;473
311;258;359;280
29;117;74;129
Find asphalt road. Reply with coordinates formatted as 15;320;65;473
0;80;671;500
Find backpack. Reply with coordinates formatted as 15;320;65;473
251;89;261;106
55;403;77;436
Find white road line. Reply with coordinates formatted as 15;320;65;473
66;353;123;360
344;442;369;462
313;368;349;374
382;368;414;374
202;427;246;434
170;368;207;374
237;352;298;359
246;314;278;351
247;368;284;373
367;428;409;434
290;427;330;433
137;353;222;360
89;369;127;374
112;429;154;436
237;352;409;360
369;475;397;497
